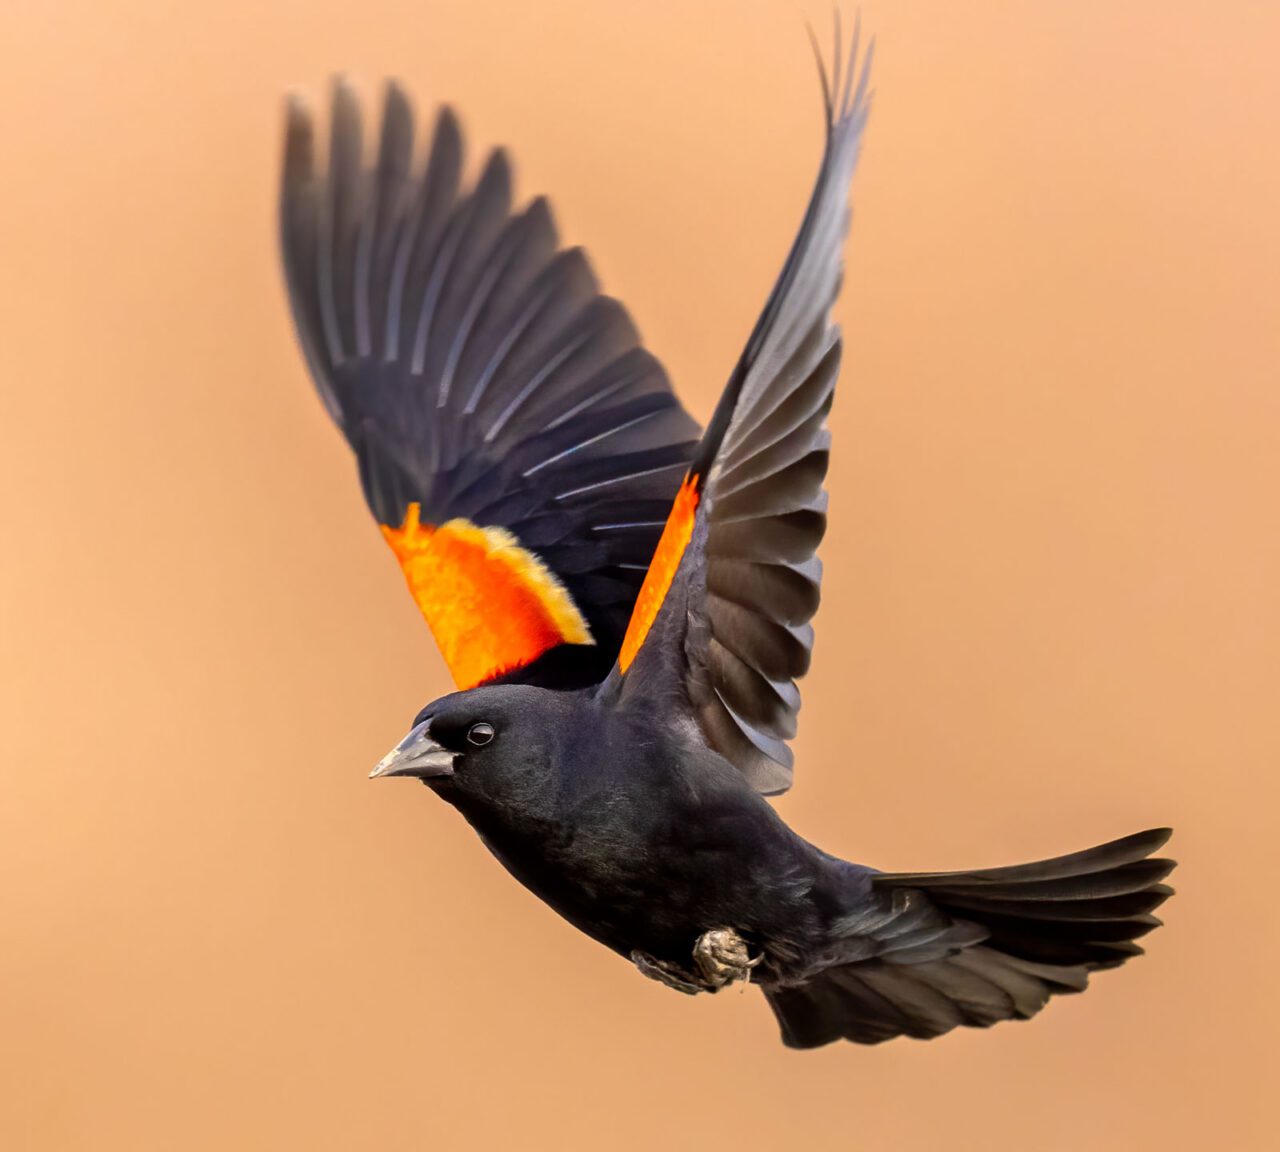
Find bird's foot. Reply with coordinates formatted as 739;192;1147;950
630;950;705;995
632;927;761;996
693;926;762;991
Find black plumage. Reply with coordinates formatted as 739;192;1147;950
281;80;700;679
279;20;1174;1048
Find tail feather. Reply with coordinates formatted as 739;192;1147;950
874;827;1172;886
895;856;1174;903
876;827;1174;971
938;883;1173;922
763;829;1174;1048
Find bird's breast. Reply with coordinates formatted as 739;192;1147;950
460;778;804;963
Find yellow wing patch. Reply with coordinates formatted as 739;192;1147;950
381;503;594;689
618;472;701;673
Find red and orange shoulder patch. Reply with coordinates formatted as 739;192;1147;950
381;503;594;689
618;472;701;673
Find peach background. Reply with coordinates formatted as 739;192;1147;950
2;2;1276;1149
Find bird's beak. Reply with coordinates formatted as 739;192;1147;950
369;721;456;780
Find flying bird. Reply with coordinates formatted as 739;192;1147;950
279;25;1173;1048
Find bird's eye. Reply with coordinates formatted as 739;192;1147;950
467;722;495;747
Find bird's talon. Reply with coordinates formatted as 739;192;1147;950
632;928;759;995
631;950;705;995
693;926;760;990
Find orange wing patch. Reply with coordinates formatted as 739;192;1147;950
618;472;701;673
381;503;594;689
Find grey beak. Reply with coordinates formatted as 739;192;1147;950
369;721;456;780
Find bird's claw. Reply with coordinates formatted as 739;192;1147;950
632;927;761;995
630;950;705;995
693;926;762;990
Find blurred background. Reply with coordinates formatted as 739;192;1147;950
2;1;1276;1149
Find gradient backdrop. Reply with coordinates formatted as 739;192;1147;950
3;2;1277;1149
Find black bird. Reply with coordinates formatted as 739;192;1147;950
279;25;1174;1048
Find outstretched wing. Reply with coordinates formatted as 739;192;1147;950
604;24;873;794
281;80;700;690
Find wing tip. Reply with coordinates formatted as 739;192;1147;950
804;8;875;132
433;103;464;151
382;77;412;114
282;92;315;184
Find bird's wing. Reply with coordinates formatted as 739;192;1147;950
602;24;872;794
281;81;700;691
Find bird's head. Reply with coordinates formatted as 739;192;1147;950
369;684;575;816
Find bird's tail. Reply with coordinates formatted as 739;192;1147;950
763;828;1174;1048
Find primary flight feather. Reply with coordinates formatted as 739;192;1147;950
279;23;1173;1048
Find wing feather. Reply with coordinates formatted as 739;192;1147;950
281;80;700;688
608;25;872;792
